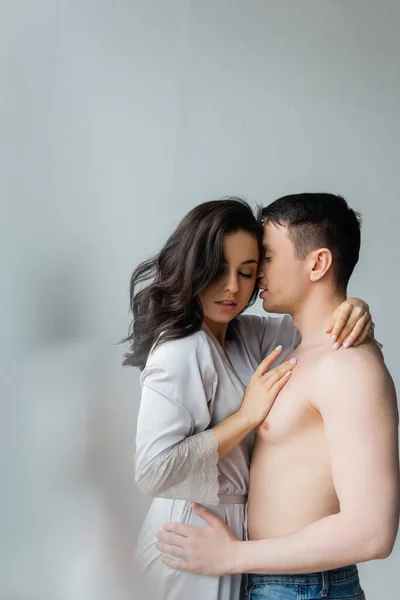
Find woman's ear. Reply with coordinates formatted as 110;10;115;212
308;248;333;282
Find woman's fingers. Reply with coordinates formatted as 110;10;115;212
354;320;373;345
269;369;294;397
341;315;371;348
254;345;283;376
242;355;298;429
334;310;364;347
329;302;353;344
255;367;295;426
262;358;297;384
328;299;372;349
266;366;294;389
325;321;334;335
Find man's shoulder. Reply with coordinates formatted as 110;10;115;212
316;339;386;377
311;340;395;413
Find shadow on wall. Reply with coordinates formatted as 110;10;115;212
1;259;140;600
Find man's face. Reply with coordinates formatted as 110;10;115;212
258;221;308;314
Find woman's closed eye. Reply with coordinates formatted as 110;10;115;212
239;272;255;279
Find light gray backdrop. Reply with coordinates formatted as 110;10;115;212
1;1;399;598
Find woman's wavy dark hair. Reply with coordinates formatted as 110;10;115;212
122;197;263;370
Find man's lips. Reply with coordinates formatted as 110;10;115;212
259;289;268;299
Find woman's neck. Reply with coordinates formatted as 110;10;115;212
203;317;228;348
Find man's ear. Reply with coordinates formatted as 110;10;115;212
308;248;333;282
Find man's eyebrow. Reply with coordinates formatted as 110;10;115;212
263;244;273;252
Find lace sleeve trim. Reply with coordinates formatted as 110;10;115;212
135;429;220;505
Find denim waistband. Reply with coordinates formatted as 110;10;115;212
248;564;358;585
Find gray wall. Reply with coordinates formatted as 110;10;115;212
1;0;399;598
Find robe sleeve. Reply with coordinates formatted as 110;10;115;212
235;314;300;367
134;333;221;505
369;322;383;350
256;314;301;361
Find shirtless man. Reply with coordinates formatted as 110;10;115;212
156;193;400;599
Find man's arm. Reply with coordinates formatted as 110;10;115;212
233;347;399;574
156;346;399;576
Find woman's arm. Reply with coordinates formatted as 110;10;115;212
135;337;297;503
252;297;373;360
135;335;220;504
213;348;297;457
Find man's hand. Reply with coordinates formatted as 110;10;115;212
156;503;240;576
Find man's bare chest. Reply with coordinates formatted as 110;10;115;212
258;359;322;444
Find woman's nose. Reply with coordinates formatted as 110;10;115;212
224;273;239;294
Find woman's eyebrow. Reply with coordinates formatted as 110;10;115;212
223;259;258;265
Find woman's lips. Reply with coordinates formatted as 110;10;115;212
215;301;237;311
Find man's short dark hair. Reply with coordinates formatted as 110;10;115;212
261;193;362;290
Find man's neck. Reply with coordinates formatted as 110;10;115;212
292;288;346;349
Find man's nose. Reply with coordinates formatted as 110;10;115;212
257;261;265;279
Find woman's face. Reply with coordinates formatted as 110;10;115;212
198;230;259;327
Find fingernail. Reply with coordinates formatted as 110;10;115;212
289;358;298;364
333;342;340;350
285;370;292;377
353;341;359;347
343;341;350;349
331;335;337;342
275;345;282;351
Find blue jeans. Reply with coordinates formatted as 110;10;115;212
246;565;365;599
